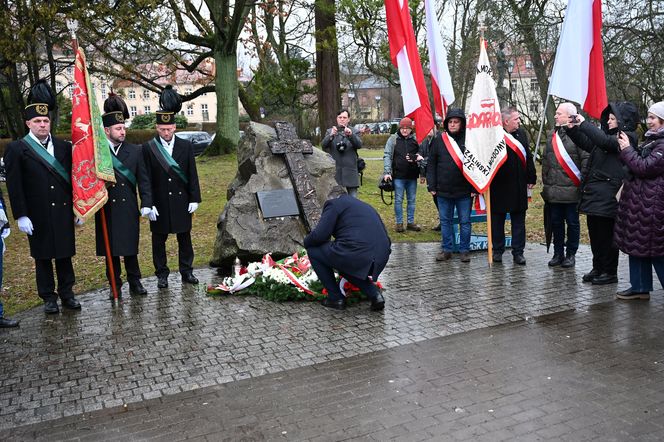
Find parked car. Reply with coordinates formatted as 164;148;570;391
175;131;213;156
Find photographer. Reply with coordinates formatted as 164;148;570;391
383;117;423;232
322;109;363;197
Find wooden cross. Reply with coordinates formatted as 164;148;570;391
268;122;321;231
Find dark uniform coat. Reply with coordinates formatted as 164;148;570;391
95;142;152;256
142;137;201;234
489;127;537;213
321;128;362;187
304;195;391;281
3;136;75;259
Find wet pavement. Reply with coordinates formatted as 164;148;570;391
1;242;663;440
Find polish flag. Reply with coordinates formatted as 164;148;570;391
385;0;434;143
424;0;454;119
548;0;607;119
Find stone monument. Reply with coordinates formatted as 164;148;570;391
210;121;340;272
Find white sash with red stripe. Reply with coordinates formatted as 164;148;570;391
504;132;527;168
551;130;581;186
441;132;464;171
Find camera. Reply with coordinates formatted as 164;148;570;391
336;141;347;152
569;114;579;124
336;125;346;133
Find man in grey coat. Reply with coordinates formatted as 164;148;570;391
321;109;362;197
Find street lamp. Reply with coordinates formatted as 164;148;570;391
375;95;381;120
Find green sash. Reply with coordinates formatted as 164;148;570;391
21;135;71;185
150;138;188;185
109;143;137;187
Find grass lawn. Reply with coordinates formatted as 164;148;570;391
0;147;587;315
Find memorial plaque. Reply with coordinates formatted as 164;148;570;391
256;189;300;218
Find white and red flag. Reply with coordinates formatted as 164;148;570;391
385;0;434;143
548;0;607;119
462;39;507;193
424;0;454;119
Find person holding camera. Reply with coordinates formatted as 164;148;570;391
565;102;638;285
542;102;589;269
322;109;363;197
383;117;423;232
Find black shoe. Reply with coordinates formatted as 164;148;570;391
0;317;19;328
61;297;81;310
321;297;346;310
548;254;564;267
129;281;148;296
616;288;650;300
460;252;470;263
513;254;526;265
582;269;600;283
44;300;59;314
157;276;169;288
370;293;385;311
592;273;618;285
561;254;576;268
181;273;199;284
492;253;503;263
432;224;441;231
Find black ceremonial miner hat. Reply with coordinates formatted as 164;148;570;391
25;79;56;120
102;93;129;127
156;85;182;125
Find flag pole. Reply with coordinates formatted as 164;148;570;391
534;94;551;162
67;19;119;301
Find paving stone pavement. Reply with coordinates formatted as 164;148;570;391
1;241;659;440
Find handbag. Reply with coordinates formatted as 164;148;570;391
378;176;394;205
357;157;366;185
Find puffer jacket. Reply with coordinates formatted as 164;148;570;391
541;126;589;203
566;102;638;217
614;128;664;257
426;108;474;198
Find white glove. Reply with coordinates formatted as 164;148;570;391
140;207;152;217
17;216;33;235
75;218;85;226
2;228;10;239
148;206;159;222
188;202;199;214
0;208;7;228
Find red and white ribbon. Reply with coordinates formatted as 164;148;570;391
552;131;581;186
218;274;256;293
504;132;527;168
474;194;486;214
277;264;315;295
441;132;464;171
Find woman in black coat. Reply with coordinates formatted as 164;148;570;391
566;102;639;285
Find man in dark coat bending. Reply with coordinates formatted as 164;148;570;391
304;187;391;311
96;97;152;297
4;97;81;314
142;86;201;289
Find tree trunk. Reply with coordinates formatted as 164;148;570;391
315;0;340;133
207;50;240;155
0;61;26;139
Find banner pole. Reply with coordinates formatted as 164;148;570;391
534;95;551;162
485;188;493;267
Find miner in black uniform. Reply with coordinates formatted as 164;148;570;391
3;81;81;314
97;94;153;297
142;86;201;288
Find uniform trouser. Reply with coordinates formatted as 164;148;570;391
105;255;141;288
151;231;194;278
491;211;526;256
35;258;75;302
587;215;619;276
307;245;381;303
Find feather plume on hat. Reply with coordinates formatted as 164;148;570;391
27;79;57;110
103;92;129;119
159;85;182;113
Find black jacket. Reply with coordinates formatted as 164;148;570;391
142;137;201;234
426;108;474;198
304;195;391;281
489;127;537;213
3;136;75;259
95;142;152;256
566;102;638;218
